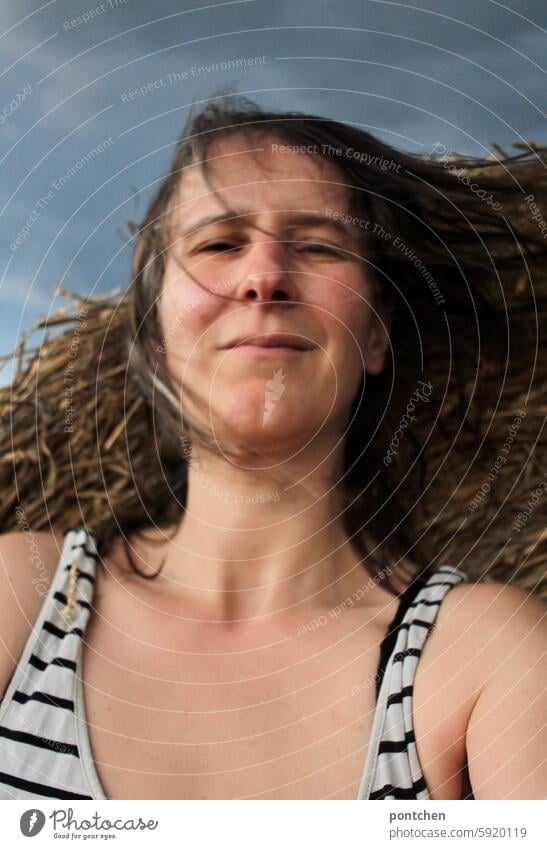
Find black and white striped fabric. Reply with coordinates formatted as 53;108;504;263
357;565;469;799
0;528;105;800
0;528;468;800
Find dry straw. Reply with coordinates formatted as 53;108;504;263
1;143;546;598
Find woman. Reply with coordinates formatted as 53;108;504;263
0;96;546;800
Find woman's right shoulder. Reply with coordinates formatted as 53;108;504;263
0;527;66;697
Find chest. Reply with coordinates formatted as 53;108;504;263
80;590;472;800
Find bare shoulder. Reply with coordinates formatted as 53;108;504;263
413;578;546;799
416;579;546;692
437;579;546;638
441;581;547;799
0;527;65;696
432;579;547;693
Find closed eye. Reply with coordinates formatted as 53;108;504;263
299;244;340;255
198;241;240;253
196;240;342;257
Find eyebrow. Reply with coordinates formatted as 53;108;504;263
177;210;359;242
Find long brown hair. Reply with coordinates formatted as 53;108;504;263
2;93;546;597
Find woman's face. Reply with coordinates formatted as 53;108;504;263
158;133;389;455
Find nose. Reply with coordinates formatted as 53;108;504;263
233;239;297;303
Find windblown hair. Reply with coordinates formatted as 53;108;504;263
1;93;546;597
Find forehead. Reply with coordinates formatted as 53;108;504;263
170;133;352;223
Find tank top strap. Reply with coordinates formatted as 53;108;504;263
54;527;99;637
357;565;469;800
0;527;100;800
0;527;99;709
374;568;431;702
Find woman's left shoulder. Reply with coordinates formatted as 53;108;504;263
435;577;547;655
434;578;547;799
441;577;546;623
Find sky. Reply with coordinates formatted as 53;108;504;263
1;0;545;384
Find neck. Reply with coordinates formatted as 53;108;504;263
125;438;384;625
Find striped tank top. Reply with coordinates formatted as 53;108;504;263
0;527;469;800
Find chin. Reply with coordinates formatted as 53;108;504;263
209;391;321;450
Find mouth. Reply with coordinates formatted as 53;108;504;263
223;333;317;351
227;345;311;358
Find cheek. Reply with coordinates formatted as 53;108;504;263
317;264;372;320
322;288;370;356
159;269;221;363
320;291;372;402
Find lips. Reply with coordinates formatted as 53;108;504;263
223;332;316;351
